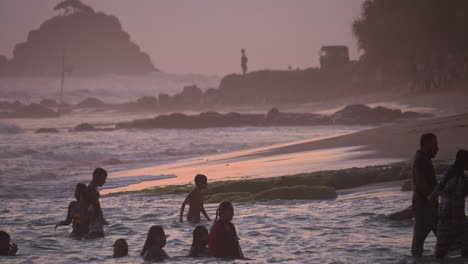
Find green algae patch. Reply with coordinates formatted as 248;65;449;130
104;162;449;198
205;192;253;203
204;185;337;203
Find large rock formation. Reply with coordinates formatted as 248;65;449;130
1;0;155;76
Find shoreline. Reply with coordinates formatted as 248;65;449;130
102;111;468;196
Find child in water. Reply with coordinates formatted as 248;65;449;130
209;201;243;259
54;183;89;238
189;225;211;257
179;174;211;223
113;238;128;258
140;225;169;262
0;231;18;256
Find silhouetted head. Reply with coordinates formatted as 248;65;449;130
194;174;207;189
74;183;87;201
92;168;107;187
0;231;10;251
241;49;245;54
455;149;468;171
191;225;209;248
141;225;166;256
420;133;438;158
215;201;234;222
113;238;128;258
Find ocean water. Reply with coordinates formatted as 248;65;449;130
2;186;442;264
2;112;435;263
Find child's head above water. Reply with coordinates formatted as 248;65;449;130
113;238;128;258
192;225;209;248
215;201;234;222
194;174;207;189
74;183;87;201
0;230;10;251
141;225;166;256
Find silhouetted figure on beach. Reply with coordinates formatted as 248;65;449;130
113;238;128;258
241;49;248;75
54;183;88;238
84;168;108;238
141;225;169;262
209;201;243;259
179;174;211;223
0;231;18;256
189;225;211;257
432;150;468;258
411;133;439;257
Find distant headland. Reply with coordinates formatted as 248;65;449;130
0;0;156;76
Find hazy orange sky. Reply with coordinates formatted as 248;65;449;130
0;0;365;75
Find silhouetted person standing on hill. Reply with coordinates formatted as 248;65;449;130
241;49;248;75
411;133;439;257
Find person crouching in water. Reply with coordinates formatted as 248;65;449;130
113;238;128;258
54;183;88;238
179;174;211;223
433;149;468;258
189;225;211;257
0;231;18;256
141;225;169;262
209;201;243;259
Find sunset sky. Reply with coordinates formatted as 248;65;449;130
0;0;365;75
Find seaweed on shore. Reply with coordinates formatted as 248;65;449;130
104;162;450;201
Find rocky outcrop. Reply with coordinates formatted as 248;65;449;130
115;111;265;129
1;1;155;76
76;97;106;108
330;104;430;125
35;128;59;133
114;104;430;130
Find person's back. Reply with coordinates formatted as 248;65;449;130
435;150;468;258
209;202;243;259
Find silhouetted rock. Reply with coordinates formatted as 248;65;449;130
116;111;264;129
114;105;429;129
35;128;59;133
76;97;106;108
330;104;429;124
264;108;326;126
40;99;58;107
158;93;171;108
172;85;203;106
136;96;158;107
73;123;96;131
1;1;155;76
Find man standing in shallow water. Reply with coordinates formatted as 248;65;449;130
85;167;108;238
411;133;439;257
